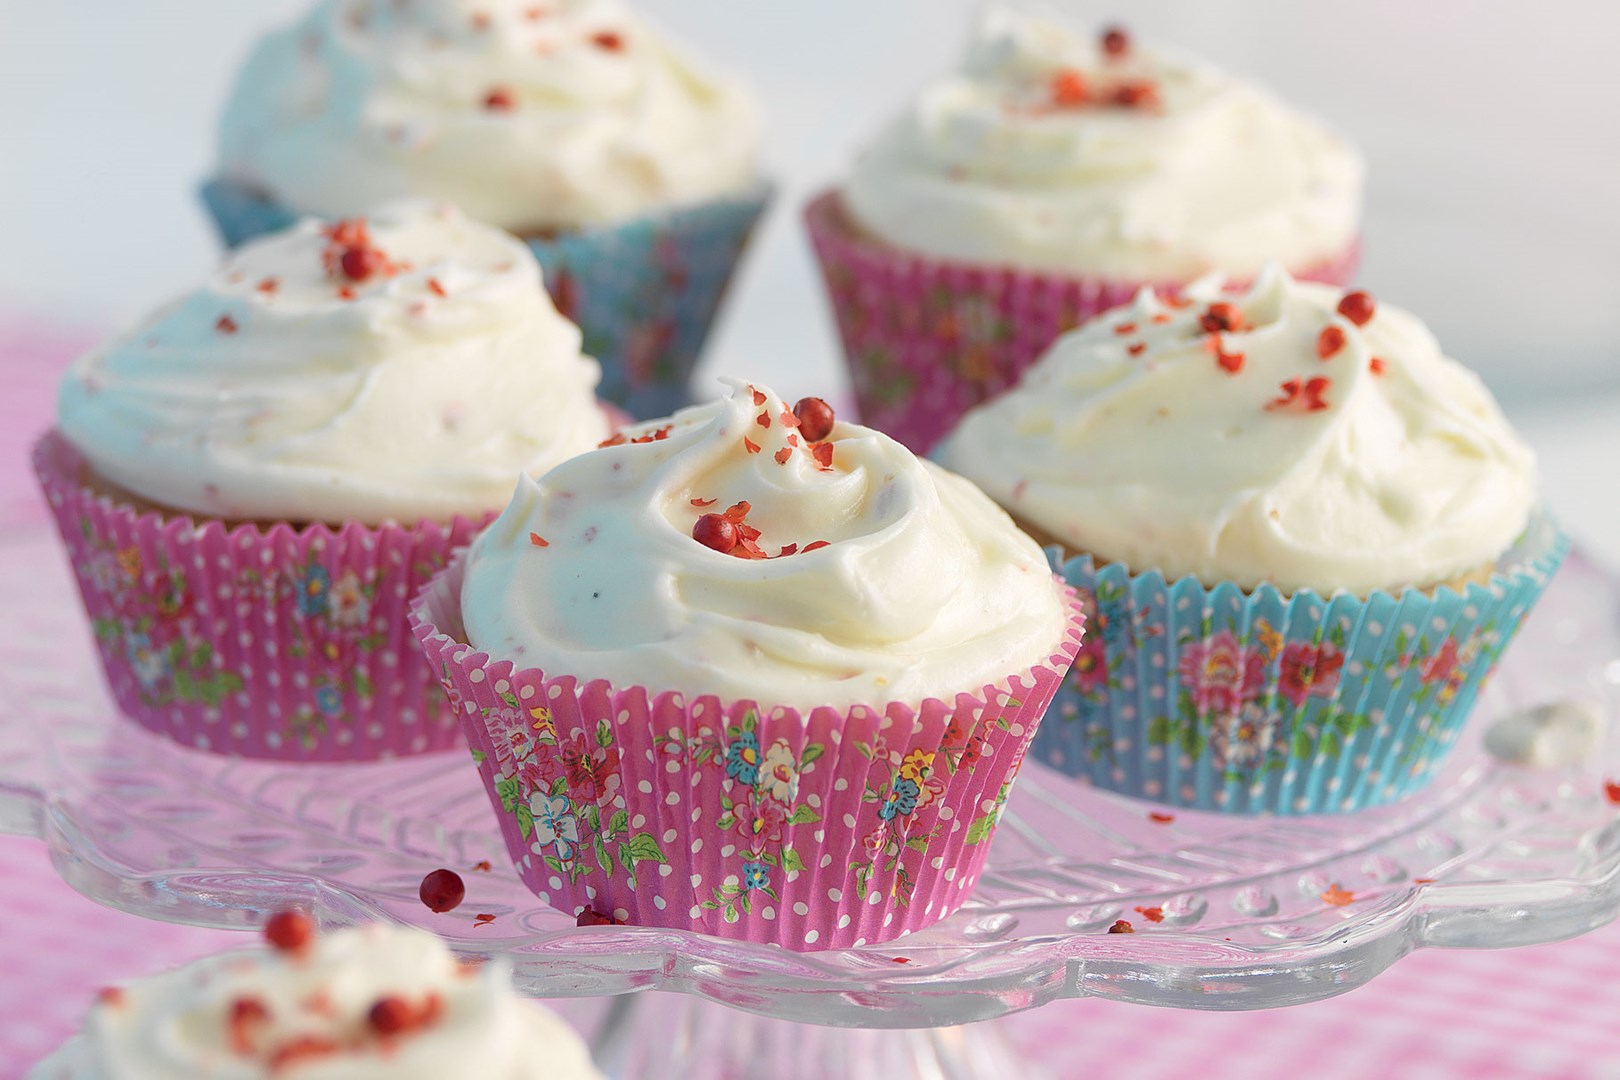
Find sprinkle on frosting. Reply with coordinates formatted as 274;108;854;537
1321;884;1356;906
1108;920;1135;934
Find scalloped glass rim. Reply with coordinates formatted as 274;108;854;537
1;526;1617;1030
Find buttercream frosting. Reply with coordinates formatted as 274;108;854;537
30;922;602;1079
935;266;1537;595
843;6;1362;280
460;380;1069;707
218;0;760;232
57;199;610;525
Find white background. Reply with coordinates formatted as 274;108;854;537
2;1;1617;559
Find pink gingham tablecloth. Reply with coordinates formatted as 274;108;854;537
5;318;1620;1079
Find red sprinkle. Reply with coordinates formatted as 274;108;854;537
267;1036;342;1071
811;442;834;470
529;533;549;548
1337;290;1376;326
751;386;767;406
483;87;515;111
426;277;447;298
591;30;624;51
263;910;314;953
367;996;414;1036
470;860;493;872
1114;322;1137;335
1317;324;1347;359
1112;80;1160;109
793;397;836;443
1267;376;1331;413
1051;68;1089;106
336;286;356;301
1200;302;1244;334
803;540;830;552
1413;878;1436;884
690;497;717;507
1107;919;1135;934
892;956;911;964
1101;25;1131;57
1148;811;1175;824
473;913;496;928
256;277;279;294
229;996;271;1055
419;869;466;913
1605;780;1620;805
774;446;793;465
97;986;125;1007
1127;342;1146;356
1133;905;1165;923
1321;883;1356;907
693;513;739;554
340;246;385;282
756;411;771;429
215;314;239;334
742;437;762;455
1369;356;1387;375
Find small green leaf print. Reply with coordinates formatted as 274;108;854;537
1328;624;1347;650
1322;731;1344;758
1291;729;1313;760
782;847;806;873
799;743;825;769
515;802;535;841
187;640;213;669
617;844;635;878
608;809;629;837
624;832;667;865
786;804;821;826
500;690;521;711
495;776;520;813
351;669;374;701
593;836;612;874
543;854;567;875
905;836;931;853
1146;716;1174;746
965;814;998;845
470;749;487;766
595;719;613;749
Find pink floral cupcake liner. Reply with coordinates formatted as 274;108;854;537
33;431;486;762
411;555;1085;950
803;190;1361;453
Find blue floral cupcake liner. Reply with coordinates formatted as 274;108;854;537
1032;509;1568;814
199;179;773;420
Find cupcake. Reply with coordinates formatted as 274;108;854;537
411;380;1085;948
935;266;1567;814
203;0;770;419
806;5;1363;452
35;199;615;761
29;912;603;1079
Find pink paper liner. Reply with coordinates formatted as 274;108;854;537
411;555;1086;951
803;189;1362;453
32;430;492;762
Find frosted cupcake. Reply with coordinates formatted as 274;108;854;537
35;199;614;760
204;0;769;418
412;380;1085;948
936;267;1566;814
28;912;603;1079
806;5;1363;452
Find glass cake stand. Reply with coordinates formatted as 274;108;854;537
2;523;1618;1078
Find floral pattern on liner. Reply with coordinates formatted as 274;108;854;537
1036;510;1569;815
412;558;1085;950
202;178;772;421
803;191;1360;454
32;432;480;761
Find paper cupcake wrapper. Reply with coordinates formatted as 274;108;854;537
410;556;1085;950
1032;510;1569;815
32;431;485;762
200;179;773;421
803;190;1361;454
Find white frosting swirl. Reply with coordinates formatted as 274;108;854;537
34;924;602;1080
844;6;1362;280
57;199;610;525
218;0;760;232
936;267;1537;596
460;380;1068;708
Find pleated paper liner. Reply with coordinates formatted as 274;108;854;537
33;431;485;762
201;178;773;420
411;555;1085;950
1032;510;1568;815
803;189;1361;454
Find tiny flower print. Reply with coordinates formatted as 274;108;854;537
1421;638;1461;686
328;571;369;627
879;777;921;821
724;730;761;785
760;738;800;803
559;732;620;802
1278;641;1344;707
742;861;770;891
295;565;331;618
1177;631;1265;716
314;684;344;717
899;749;936;783
731;790;789;852
530;792;582;862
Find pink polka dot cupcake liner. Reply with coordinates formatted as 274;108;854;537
803;190;1362;454
410;554;1086;950
33;431;485;762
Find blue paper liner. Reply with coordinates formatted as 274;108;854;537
1032;510;1569;815
199;179;773;420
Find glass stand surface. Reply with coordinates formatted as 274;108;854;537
2;525;1618;1075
